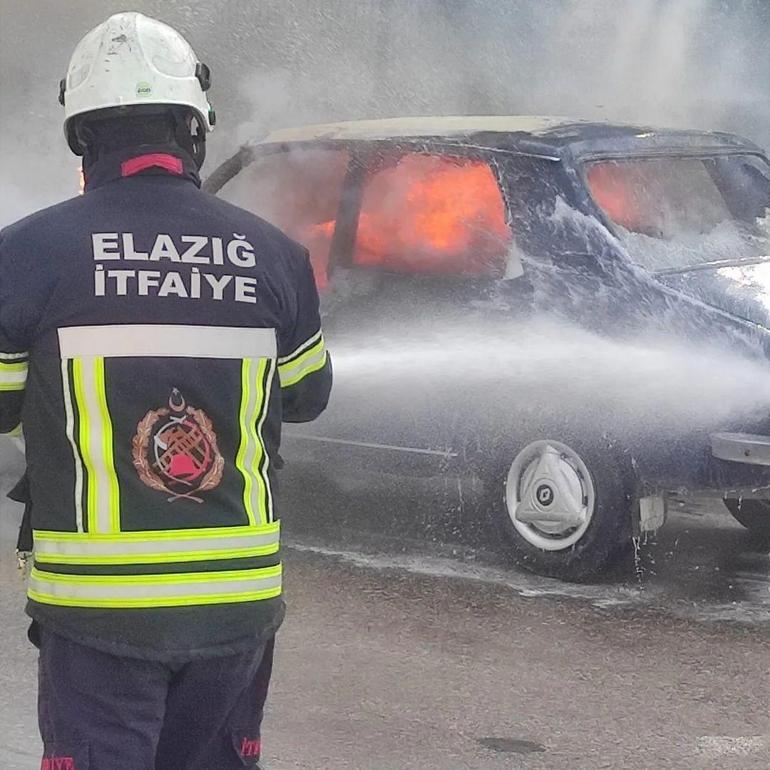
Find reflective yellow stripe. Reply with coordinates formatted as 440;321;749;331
278;330;322;364
34;523;280;565
34;522;280;542
30;564;281;585
28;565;282;608
237;358;257;525
0;359;28;391
94;357;120;531
72;357;121;533
236;359;272;525
281;336;324;369
279;335;327;388
280;350;327;388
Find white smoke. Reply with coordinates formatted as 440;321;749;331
3;0;770;455
1;0;770;228
230;0;770;148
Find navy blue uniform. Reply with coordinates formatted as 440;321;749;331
0;148;332;768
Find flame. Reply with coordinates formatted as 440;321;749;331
312;155;509;277
300;221;334;289
587;162;649;233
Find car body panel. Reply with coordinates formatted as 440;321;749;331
656;262;770;330
207;116;770;501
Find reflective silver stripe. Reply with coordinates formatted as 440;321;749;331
0;351;28;361
259;362;276;521
279;330;322;364
58;325;277;359
61;361;85;533
34;527;280;564
28;566;282;608
279;344;327;388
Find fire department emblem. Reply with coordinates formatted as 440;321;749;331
132;388;224;503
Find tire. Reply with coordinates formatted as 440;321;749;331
723;498;770;538
484;435;634;581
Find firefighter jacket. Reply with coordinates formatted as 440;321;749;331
0;148;332;659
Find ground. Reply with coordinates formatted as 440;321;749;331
1;451;770;769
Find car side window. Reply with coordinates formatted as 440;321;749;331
219;148;350;289
585;158;731;240
583;154;770;272
351;153;512;278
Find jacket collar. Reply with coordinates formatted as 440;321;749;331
83;146;201;192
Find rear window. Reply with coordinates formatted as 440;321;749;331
353;154;511;277
219;148;349;288
585;154;770;271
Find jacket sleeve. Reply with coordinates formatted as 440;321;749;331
0;234;28;435
0;345;26;435
278;249;332;423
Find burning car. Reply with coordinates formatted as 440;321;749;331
207;116;770;581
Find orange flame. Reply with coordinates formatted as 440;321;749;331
586;162;649;233
313;155;509;277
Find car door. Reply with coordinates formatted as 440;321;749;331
313;145;527;475
218;142;524;476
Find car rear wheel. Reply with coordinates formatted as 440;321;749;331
486;437;633;581
723;498;770;538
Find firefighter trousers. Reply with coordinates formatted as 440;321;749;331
36;627;274;770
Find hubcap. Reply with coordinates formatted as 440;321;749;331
505;440;596;552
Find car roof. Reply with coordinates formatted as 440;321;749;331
261;116;575;142
203;116;765;194
256;115;762;160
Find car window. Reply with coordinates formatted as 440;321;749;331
586;158;731;239
585;155;770;271
352;153;511;278
218;148;350;288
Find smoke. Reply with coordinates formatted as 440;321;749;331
1;0;770;227
233;0;770;149
3;2;770;460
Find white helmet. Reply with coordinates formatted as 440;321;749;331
60;12;215;154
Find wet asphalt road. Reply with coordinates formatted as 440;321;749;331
1;453;770;768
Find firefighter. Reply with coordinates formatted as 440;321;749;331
0;12;331;770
